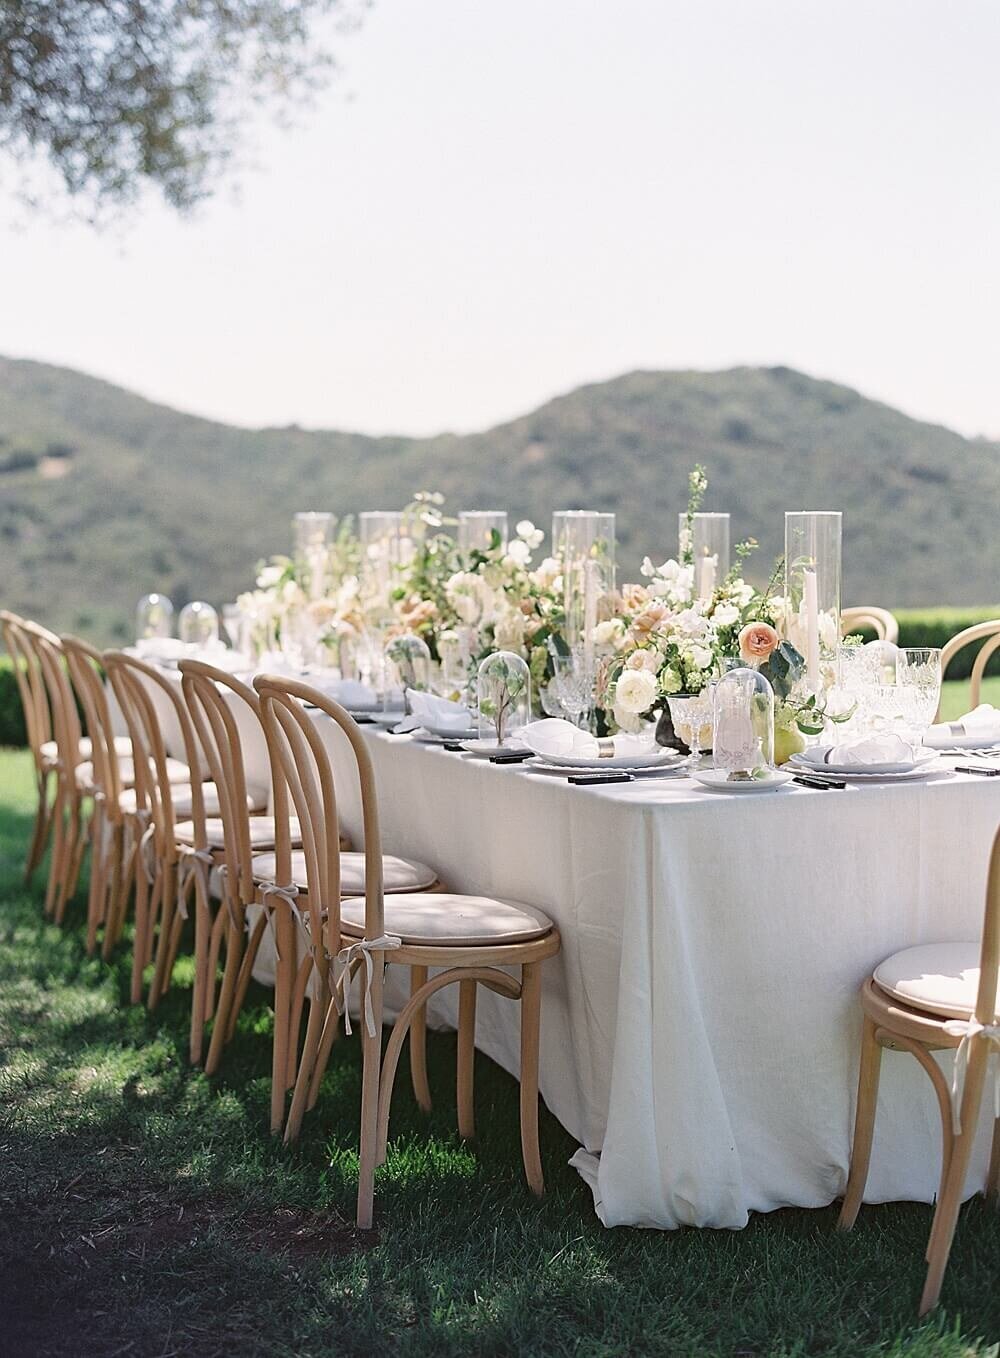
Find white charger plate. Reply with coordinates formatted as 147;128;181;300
693;769;793;793
534;748;682;771
790;762;947;783
460;739;531;757
792;747;940;776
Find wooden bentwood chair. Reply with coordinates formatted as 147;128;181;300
1;611;62;884
839;823;1000;1315
841;606;900;645
179;658;430;1102
253;673;561;1228
936;619;1000;721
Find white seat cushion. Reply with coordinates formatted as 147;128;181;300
251;849;436;896
175;816;303;849
340;892;553;947
43;735;132;767
873;941;993;1021
77;755;189;790
120;783;267;819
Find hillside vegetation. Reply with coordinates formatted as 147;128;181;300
0;358;997;642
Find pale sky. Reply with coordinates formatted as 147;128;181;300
2;0;999;439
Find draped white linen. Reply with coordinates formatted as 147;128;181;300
126;670;1000;1229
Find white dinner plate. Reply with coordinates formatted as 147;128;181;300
692;769;793;794
370;710;407;727
423;723;481;740
794;764;948;783
525;761;685;779
459;739;531;757
791;747;940;776
537;748;682;771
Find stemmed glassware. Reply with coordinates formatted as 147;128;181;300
666;689;715;769
547;642;597;729
897;647;942;742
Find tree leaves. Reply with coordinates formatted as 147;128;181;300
0;0;368;216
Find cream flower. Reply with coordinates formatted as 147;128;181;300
256;564;283;589
712;602;740;628
614;667;658;715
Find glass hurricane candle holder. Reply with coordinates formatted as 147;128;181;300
712;667;775;775
477;651;531;747
136;593;174;640
293;511;335;600
360;511;405;622
384;633;431;714
458;511;508;556
784;511;842;694
551;511;616;656
679;512;730;601
179;600;219;648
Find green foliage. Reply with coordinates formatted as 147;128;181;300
0;2;364;216
3;746;1000;1354
0;656;27;747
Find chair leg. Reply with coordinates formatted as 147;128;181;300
270;909;295;1135
205;918;243;1076
44;791;67;919
25;777;51;882
130;868;153;1003
226;914;267;1044
149;862;180;1009
59;798;87;920
986;1117;1000;1205
919;1052;988;1315
306;999;340;1112
457;979;477;1140
204;908;227;1022
838;1016;884;1230
519;962;544;1196
85;808;106;956
189;875;211;1067
285;986;327;1144
409;964;432;1113
357;960;384;1230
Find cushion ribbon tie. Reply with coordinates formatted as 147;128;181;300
258;881;303;962
176;845;214;921
941;1017;1000;1133
336;935;402;1038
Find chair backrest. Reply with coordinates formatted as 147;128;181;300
21;622;83;785
180;659;261;903
939;620;1000;718
974;824;1000;1026
1;611;55;773
103;651;206;860
252;673;384;965
61;635;127;814
841;606;899;645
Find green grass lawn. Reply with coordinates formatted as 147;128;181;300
938;676;1000;721
2;746;1000;1357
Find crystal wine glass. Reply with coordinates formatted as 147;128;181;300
897;647;942;743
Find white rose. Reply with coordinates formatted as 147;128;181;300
530;556;561;590
256;565;283;589
689;643;714;671
593;618;624;647
504;540;531;567
515;520;544;549
613;668;658;715
494;611;527;650
625;648;661;674
613;704;645;734
712;602;740;628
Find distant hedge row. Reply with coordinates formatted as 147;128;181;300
0;606;997;748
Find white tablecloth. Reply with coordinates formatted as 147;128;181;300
146;678;1000;1229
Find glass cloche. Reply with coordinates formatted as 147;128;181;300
136;593;174;641
477;651;531;747
178;600;220;648
384;633;432;713
712;666;775;776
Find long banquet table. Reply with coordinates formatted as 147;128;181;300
138;669;1000;1229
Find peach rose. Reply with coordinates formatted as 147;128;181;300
738;621;780;663
630;601;670;641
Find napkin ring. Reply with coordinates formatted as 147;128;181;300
597;738;616;759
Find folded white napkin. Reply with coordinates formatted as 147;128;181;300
519;718;657;761
816;733;916;766
134;637;187;662
406;689;474;732
926;704;1000;748
310;678;379;709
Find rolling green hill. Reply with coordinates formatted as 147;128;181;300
0;356;997;643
